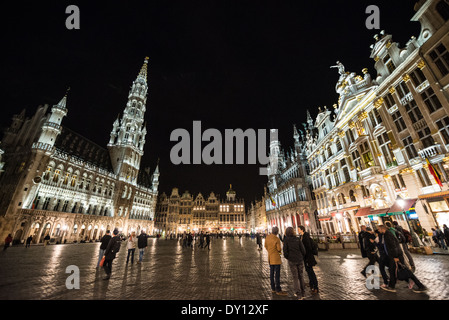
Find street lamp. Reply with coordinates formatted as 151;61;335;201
396;196;419;247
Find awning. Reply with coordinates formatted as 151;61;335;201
387;198;417;215
355;207;371;217
341;205;360;211
318;215;332;221
355;207;389;217
418;190;449;201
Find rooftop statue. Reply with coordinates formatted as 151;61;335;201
330;61;345;75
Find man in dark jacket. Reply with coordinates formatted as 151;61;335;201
443;224;449;246
283;227;306;300
393;221;415;270
437;227;448;250
378;225;402;292
97;230;111;268
375;230;390;287
204;232;211;250
361;227;379;278
358;225;368;258
103;229;121;280
137;231;148;263
25;235;33;248
298;225;319;294
380;225;427;293
256;232;262;251
198;231;205;248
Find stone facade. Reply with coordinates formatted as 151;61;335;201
0;58;159;244
304;0;449;237
264;128;318;236
154;185;246;236
247;196;267;233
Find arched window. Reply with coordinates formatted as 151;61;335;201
362;186;370;198
33;223;40;236
437;1;449;21
336;138;342;151
55;224;61;236
44;166;52;180
339;193;346;205
349;190;357;202
80;225;86;236
70;175;77;187
53;169;60;183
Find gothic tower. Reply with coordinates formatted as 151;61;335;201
108;57;149;185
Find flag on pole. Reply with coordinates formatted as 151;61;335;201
426;157;443;187
269;195;276;207
31;194;39;210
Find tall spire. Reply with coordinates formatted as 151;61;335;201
137;57;149;82
108;57;150;180
306;109;314;129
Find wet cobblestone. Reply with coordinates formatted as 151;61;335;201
0;237;448;300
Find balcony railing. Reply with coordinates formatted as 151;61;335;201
42;121;61;131
32;142;54;153
418;144;442;159
400;92;413;106
359;166;381;180
412;118;427;132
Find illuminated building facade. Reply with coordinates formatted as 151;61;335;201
0;58;159;244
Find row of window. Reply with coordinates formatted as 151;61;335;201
44;166;115;196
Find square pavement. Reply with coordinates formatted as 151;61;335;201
0;237;448;300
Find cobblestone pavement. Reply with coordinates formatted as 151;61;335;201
0;237;448;300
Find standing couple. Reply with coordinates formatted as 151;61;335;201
265;226;318;300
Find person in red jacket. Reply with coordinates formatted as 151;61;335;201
4;234;13;251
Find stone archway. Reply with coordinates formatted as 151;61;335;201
40;222;52;243
13;229;23;245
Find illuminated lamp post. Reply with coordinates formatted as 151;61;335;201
396;196;419;247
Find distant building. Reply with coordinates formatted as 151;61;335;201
247;196;267;233
265;128;318;236
0;58;159;244
154;185;246;236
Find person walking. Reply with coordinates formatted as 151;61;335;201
265;226;287;296
204;232;211;250
298;226;319;294
126;231;137;264
25;235;33;248
187;232;193;248
443;225;449;247
198;231;205;249
431;228;440;248
375;229;390;288
358;225;368;258
360;227;379;278
137;231;148;263
97;230;112;268
393;221;415;270
256;232;263;251
378;225;427;293
182;232;187;248
43;234;50;246
4;234;13;251
283;227;307;300
437;227;448;250
102;229;121;280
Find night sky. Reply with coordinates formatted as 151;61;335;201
2;0;420;206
